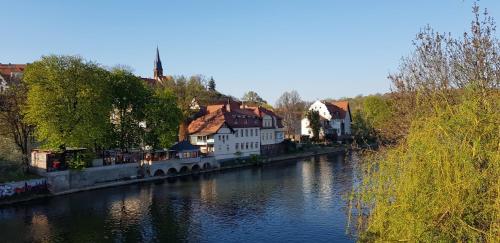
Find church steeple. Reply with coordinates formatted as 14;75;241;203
154;47;163;80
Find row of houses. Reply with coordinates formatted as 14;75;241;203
2;50;352;173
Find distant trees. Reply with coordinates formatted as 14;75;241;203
275;90;306;138
208;77;216;91
241;91;266;106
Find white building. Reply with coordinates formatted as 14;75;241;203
188;101;261;160
246;106;285;155
301;100;352;140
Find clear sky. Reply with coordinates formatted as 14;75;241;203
2;0;500;104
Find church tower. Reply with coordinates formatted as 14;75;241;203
154;47;164;80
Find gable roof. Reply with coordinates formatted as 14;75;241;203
246;106;284;128
321;100;351;120
188;105;261;135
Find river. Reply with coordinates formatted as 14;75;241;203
0;152;360;243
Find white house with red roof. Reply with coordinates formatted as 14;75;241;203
188;100;262;160
301;100;352;140
188;100;286;160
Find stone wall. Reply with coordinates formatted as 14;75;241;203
46;163;139;193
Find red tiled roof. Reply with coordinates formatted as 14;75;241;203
324;100;350;119
246;106;284;128
188;105;261;135
0;64;26;84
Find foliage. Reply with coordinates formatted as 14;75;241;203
350;110;377;146
0;161;41;183
275;90;306;138
242;91;266;106
23;55;112;150
68;151;93;170
161;75;226;140
0;82;34;170
144;89;182;149
109;68;152;149
353;86;499;242
208;77;216;91
363;96;391;129
387;3;500;142
352;4;500;242
305;110;321;141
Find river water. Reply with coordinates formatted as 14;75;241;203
0;152;360;243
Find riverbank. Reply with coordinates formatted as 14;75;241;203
0;145;349;207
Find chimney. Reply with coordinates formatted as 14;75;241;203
225;98;231;112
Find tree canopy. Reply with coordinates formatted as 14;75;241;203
23;55;112;150
144;89;182;149
241;91;266;106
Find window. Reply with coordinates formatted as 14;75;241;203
226;135;229;140
240;129;243;137
250;129;253;137
250;143;253;149
256;142;259;147
246;142;249;149
255;129;258;136
218;135;221;140
235;130;239;137
235;143;239;150
245;129;248;137
227;145;230;151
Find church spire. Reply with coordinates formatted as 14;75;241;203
154;47;163;80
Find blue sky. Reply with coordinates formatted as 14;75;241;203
1;0;499;104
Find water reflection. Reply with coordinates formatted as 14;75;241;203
0;152;358;243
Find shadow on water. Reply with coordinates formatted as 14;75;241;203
0;152;359;243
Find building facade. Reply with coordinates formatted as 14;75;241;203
301;100;352;140
247;106;285;155
188;101;261;160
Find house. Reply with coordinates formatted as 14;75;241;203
246;106;285;155
301;100;352;140
188;100;261;160
0;63;26;92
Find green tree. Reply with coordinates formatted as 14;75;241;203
144;89;182;149
109;68;152;150
350;110;376;146
208;77;216;91
23;55;112;150
241;91;266;106
305;110;321;141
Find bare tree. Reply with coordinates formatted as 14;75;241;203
0;82;34;171
387;2;500;141
275;90;306;139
